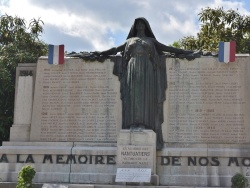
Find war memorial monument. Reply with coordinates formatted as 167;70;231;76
0;17;250;187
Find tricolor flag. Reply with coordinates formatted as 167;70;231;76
48;44;64;65
218;41;236;63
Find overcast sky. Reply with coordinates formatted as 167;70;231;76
0;0;250;52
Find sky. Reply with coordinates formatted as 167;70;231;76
0;0;250;53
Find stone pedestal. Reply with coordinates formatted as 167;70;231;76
9;63;36;141
116;129;158;185
10;76;33;141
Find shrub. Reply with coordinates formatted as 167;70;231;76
16;165;36;188
231;173;249;188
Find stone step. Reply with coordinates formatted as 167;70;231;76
0;182;231;188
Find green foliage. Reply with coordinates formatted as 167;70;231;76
170;41;182;48
180;7;250;53
180;36;198;51
16;165;36;188
0;14;47;143
231;173;249;188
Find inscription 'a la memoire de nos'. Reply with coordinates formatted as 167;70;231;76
1;154;250;167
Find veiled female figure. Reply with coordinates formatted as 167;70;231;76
95;17;196;149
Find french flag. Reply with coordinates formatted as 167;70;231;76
48;44;64;65
218;41;236;63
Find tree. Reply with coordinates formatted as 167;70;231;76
0;14;47;143
170;41;182;48
179;7;250;53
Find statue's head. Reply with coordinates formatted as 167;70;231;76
135;19;146;32
127;17;156;39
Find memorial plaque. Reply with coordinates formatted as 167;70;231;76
115;168;151;182
30;58;122;142
117;145;154;168
163;57;250;143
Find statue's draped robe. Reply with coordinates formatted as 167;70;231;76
112;37;167;149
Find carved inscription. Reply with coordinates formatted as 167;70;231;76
30;59;121;142
117;146;153;168
166;58;248;143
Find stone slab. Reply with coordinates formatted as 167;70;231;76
0;163;70;173
71;146;116;155
73;142;116;147
163;56;250;144
117;130;156;174
68;185;94;188
70;173;115;184
13;76;33;125
115;168;151;182
10;75;34;141
159;175;208;186
0;145;72;154
71;164;116;173
42;184;68;188
9;125;30;141
0;172;71;183
117;130;156;145
159;146;208;157
2;141;74;147
117;145;154;169
30;58;122;142
0;183;42;188
34;172;70;183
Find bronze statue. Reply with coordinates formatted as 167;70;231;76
69;17;200;149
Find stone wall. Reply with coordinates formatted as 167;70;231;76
24;56;250;145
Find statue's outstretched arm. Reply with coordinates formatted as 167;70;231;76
153;39;201;60
153;39;191;55
67;43;126;62
94;43;126;56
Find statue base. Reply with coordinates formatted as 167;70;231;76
116;129;159;185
